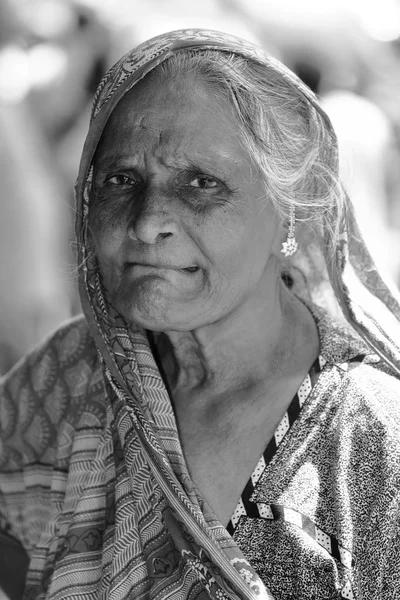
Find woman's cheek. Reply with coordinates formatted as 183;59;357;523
88;217;125;265
89;195;132;242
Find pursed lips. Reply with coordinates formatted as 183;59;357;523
124;262;199;273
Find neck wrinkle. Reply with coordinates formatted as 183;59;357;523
156;278;311;399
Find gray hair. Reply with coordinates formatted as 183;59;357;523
151;49;348;257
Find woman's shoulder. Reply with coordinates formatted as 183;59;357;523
314;305;400;430
1;313;100;394
339;356;400;439
0;314;105;471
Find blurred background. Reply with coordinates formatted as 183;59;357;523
1;0;400;374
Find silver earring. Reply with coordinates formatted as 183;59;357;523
281;204;298;257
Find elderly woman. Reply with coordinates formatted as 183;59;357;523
1;30;400;600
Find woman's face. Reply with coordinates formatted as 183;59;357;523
89;72;283;331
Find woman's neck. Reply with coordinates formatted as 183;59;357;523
153;280;319;399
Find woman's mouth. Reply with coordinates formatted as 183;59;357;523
125;263;199;275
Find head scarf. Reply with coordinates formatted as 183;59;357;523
70;29;400;600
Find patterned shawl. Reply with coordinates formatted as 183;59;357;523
68;29;400;600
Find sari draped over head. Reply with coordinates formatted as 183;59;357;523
63;29;400;600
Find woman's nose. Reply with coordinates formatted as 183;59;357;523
128;192;180;245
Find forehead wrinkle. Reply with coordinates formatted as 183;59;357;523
152;144;244;178
149;124;245;170
95;134;247;181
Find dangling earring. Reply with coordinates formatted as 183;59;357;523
281;203;298;257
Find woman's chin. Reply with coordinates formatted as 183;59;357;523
115;288;200;331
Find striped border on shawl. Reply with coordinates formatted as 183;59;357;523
227;357;323;533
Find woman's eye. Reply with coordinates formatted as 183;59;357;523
188;176;218;189
106;174;135;186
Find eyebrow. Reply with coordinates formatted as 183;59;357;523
93;154;232;182
93;154;137;174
